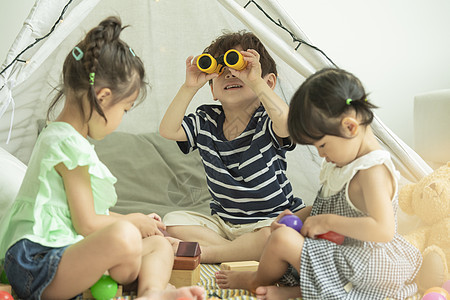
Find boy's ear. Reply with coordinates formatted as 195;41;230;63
341;117;359;137
210;83;218;101
96;88;112;105
263;73;277;90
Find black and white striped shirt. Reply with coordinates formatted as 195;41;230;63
177;104;304;224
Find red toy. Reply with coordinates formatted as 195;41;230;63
317;231;345;245
0;291;13;300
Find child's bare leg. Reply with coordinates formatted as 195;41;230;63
215;227;304;291
137;235;174;296
43;220;142;299
134;286;206;300
166;225;229;247
167;225;271;263
136;235;206;299
254;286;300;300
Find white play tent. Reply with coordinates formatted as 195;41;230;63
0;0;432;215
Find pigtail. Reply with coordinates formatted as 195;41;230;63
288;68;378;145
47;16;146;123
83;17;124;122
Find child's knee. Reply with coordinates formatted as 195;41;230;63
269;227;303;249
150;235;173;253
107;220;142;255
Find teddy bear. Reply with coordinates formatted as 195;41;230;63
398;161;449;294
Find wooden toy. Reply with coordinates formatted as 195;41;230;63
220;261;259;272
169;265;201;288
170;242;201;288
175;242;201;257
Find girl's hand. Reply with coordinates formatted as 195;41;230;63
300;214;332;238
148;213;162;222
270;209;294;232
228;49;262;87
185;55;218;89
125;213;166;238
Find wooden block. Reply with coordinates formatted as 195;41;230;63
173;255;200;270
220;261;259;272
169;264;201;288
176;242;201;257
0;284;12;294
82;284;122;299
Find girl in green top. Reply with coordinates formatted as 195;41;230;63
0;16;205;300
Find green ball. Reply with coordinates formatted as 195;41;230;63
0;269;8;284
90;275;118;300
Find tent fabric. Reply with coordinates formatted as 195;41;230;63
0;0;431;197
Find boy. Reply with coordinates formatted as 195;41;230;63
159;31;306;263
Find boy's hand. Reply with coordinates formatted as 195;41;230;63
185;55;218;89
228;49;263;87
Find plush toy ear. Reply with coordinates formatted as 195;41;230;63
398;183;415;215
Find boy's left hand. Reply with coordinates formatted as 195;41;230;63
229;49;263;86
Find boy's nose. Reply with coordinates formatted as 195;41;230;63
224;68;236;78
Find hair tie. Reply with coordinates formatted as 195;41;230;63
346;98;352;105
129;47;136;57
89;72;95;86
72;46;84;61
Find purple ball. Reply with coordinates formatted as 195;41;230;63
422;292;447;300
443;280;450;293
279;214;303;232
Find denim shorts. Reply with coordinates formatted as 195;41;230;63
4;239;69;300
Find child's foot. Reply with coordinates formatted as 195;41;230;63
215;270;257;291
254;286;300;300
135;286;205;300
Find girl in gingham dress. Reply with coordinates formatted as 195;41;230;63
216;68;422;300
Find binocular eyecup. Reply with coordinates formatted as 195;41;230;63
197;49;247;75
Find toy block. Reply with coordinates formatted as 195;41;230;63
0;284;12;294
176;242;201;257
169;264;201;288
82;284;122;299
220;261;259;272
173;255;200;270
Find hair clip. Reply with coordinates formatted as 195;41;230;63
72;46;84;61
89;72;95;86
129;47;136;57
346;98;352;105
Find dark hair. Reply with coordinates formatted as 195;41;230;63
47;16;146;122
204;30;277;78
288;68;378;144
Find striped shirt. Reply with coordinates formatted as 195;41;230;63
177;104;304;224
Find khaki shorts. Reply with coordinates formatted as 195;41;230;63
163;210;275;241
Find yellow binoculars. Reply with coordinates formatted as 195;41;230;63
197;49;247;75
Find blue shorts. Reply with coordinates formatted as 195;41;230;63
4;239;69;300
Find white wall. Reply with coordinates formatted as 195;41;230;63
1;0;449;150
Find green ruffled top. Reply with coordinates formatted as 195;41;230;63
0;122;117;263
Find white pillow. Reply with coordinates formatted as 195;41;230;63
0;147;26;222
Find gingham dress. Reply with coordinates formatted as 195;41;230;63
297;151;422;300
